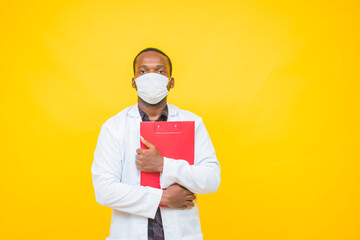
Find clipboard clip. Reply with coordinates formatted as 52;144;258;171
154;122;182;133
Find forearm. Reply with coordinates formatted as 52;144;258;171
92;122;162;219
160;118;221;194
160;157;220;194
92;171;162;219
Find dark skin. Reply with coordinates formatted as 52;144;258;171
132;51;195;209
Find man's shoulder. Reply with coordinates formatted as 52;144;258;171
169;104;203;122
170;104;208;135
101;104;135;129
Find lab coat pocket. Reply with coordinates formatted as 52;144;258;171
178;204;202;238
108;210;132;239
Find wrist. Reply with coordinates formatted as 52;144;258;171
160;189;169;206
159;156;164;172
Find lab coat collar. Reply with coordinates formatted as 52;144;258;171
127;102;179;119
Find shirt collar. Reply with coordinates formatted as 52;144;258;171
127;102;178;119
138;104;168;121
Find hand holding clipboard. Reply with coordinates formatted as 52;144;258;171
139;121;195;206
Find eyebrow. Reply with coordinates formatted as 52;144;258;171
138;64;166;68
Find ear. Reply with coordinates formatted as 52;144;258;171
132;77;137;90
169;77;174;89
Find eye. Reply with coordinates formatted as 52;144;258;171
140;70;146;74
158;70;165;74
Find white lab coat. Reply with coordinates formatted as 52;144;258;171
91;103;221;240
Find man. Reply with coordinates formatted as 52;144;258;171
91;47;221;240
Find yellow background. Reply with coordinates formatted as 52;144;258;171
1;0;359;239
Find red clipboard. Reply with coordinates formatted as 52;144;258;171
140;121;195;206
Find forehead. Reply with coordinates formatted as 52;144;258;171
135;51;169;68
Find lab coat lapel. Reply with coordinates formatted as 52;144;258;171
127;102;141;134
167;103;179;121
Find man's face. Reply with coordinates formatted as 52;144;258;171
132;51;174;91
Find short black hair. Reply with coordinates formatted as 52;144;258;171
133;47;172;76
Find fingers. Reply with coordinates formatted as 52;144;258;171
140;136;154;149
175;200;195;210
136;152;141;161
182;201;195;209
187;200;195;208
136;158;141;170
189;194;196;201
135;153;143;170
178;204;192;210
185;194;196;201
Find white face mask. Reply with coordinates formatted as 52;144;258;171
135;73;171;104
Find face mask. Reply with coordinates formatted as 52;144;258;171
135;73;170;104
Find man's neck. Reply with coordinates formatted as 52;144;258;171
138;97;167;121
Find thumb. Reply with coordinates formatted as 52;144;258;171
140;136;154;149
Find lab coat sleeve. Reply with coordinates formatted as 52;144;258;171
160;118;221;194
91;121;162;219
